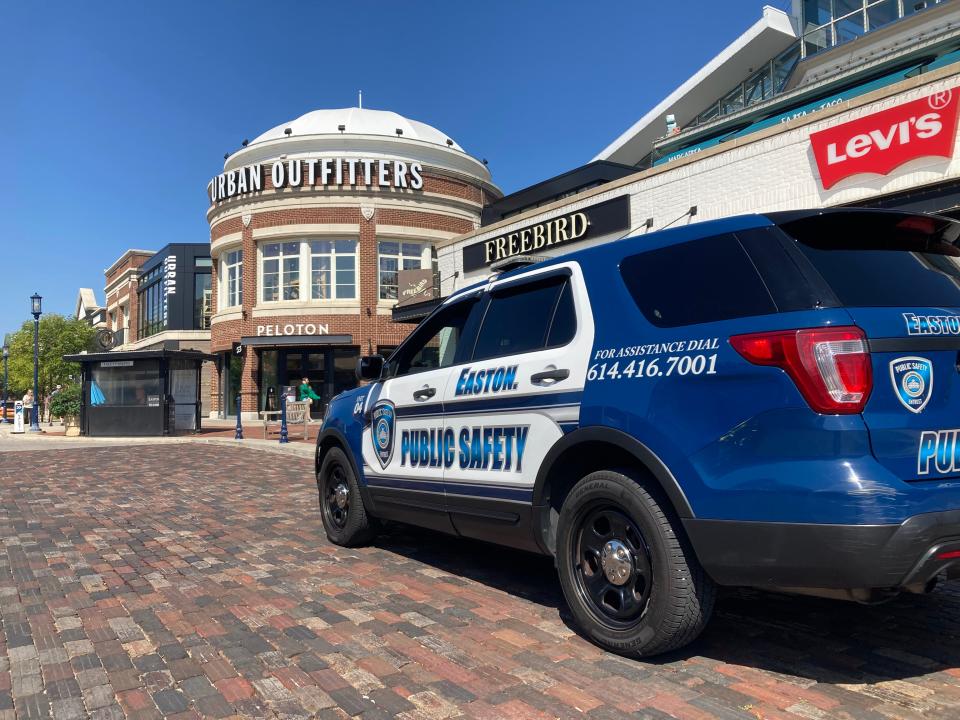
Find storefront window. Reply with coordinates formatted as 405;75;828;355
772;42;801;92
194;273;211;329
255;348;358;418
379;240;427;300
137;277;165;340
222;249;242;308
797;0;941;56
720;85;745;116
802;23;832;56
835;0;863;18
259;349;278;412
743;67;772;107
866;0;898;30
834;5;867;44
226;351;243;416
333;349;359;398
310;240;357;299
169;359;199;431
262;242;300;301
90;363;161;406
800;0;833;29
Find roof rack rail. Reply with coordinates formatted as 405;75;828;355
489;254;551;273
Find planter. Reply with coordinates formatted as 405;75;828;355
64;415;80;437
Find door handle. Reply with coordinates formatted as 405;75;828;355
413;386;436;401
531;368;570;385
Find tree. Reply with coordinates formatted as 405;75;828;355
6;314;95;402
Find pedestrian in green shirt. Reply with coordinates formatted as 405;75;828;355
299;377;322;402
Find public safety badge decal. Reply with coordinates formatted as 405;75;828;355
370;400;396;468
889;356;933;414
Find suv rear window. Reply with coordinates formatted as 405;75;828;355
620;233;777;327
781;213;960;308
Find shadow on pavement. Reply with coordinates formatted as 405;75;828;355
373;525;565;610
374;523;960;684
687;583;960;683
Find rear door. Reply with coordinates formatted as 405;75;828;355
779;212;960;481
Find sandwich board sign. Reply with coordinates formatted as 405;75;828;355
13;401;24;433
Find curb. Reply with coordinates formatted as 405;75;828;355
0;431;316;459
194;437;315;459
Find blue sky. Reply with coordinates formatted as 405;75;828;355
0;0;780;337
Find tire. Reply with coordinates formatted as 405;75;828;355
557;469;715;657
317;446;376;547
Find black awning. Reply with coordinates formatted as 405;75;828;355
392;297;442;324
240;334;353;347
64;349;216;363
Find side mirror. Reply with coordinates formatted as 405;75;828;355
356;355;385;382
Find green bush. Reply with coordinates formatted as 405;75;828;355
50;383;82;418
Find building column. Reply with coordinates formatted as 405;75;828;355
127;279;140;343
209;357;222;418
359;208;377;355
240;218;258;420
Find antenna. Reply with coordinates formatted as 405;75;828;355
358;90;362;109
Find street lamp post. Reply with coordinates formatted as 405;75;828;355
29;293;42;432
234;393;243;440
1;336;9;424
279;393;289;444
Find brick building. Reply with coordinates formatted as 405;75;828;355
207;107;500;419
103;249;155;349
102;245;215;414
440;1;960;289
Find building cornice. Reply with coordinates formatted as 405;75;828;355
104;249;155;278
207;191;482;232
104;271;140;296
122;330;211;351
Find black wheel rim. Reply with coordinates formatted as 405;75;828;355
324;463;350;530
572;505;652;628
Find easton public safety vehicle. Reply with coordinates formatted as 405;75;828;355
315;208;960;657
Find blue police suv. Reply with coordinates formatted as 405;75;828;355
315;208;960;657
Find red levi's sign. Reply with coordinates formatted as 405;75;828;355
810;89;960;189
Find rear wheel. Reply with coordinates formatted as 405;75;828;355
318;447;375;547
557;469;715;657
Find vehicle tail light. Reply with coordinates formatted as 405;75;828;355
937;550;960;560
730;326;872;414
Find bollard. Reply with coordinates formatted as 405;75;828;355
234;394;243;440
279;395;289;444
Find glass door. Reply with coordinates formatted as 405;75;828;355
272;348;361;418
300;352;326;418
278;349;327;418
332;348;359;401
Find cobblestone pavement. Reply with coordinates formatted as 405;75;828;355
1;445;960;720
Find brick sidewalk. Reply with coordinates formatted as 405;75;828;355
1;444;959;719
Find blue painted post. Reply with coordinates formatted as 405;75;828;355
279;394;289;444
1;341;9;424
29;313;40;432
234;393;243;440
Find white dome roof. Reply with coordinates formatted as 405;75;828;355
251;107;463;151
